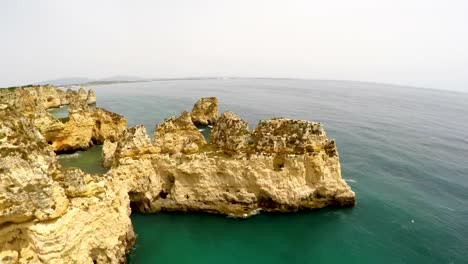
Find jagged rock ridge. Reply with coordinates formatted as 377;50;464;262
107;99;355;217
0;105;134;264
0;85;126;152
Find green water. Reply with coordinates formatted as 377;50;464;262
57;145;107;174
47;105;68;119
56;79;468;263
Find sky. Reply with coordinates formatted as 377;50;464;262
0;0;467;92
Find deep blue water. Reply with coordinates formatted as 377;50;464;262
73;79;468;263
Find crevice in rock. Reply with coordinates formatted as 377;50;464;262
129;192;151;212
54;147;87;155
273;154;285;171
257;194;278;209
158;190;168;199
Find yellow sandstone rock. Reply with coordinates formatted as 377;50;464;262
0;91;355;262
108;99;355;217
191;97;218;125
0;106;134;263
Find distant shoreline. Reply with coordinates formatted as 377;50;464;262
2;77;467;96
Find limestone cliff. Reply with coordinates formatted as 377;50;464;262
0;106;134;263
1;90;355;262
43;92;127;146
0;85;125;152
191;97;218;125
0;85;95;110
0;85;73;110
107;100;355;217
0;108;68;225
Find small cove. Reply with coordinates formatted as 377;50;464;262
56;145;107;174
49;104;108;174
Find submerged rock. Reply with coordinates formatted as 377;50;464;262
191;97;219;125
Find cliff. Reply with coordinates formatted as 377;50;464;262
107;100;355;217
0;88;355;263
0;85;126;152
0;85;96;110
0;106;134;264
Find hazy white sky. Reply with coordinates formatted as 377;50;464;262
1;0;467;91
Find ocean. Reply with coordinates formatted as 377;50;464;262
56;79;468;263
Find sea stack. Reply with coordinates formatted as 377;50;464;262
108;97;355;217
77;87;88;101
191;97;219;125
87;89;96;105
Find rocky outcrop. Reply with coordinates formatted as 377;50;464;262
154;111;206;155
87;89;96;105
103;125;157;169
102;140;118;168
210;111;251;153
191;97;218;125
78;87;88;101
36;85;64;109
0;85;73;110
0;85;96;110
91;108;127;143
1;85;124;152
1;89;355;262
64;88;77;105
0;106;134;263
107;100;355;217
40;94;126;152
0;108;68;225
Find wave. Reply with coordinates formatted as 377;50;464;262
227;208;262;219
345;179;357;183
438;205;455;211
57;153;81;159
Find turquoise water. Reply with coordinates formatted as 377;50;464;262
47;105;68;119
57;145;107;174
62;79;468;263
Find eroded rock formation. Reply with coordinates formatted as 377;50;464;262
0;85;127;152
107;100;355;217
154;111;207;155
191;97;218;125
87;89;96;105
1;88;355;262
77;87;88;101
0;106;134;263
0;85;75;110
